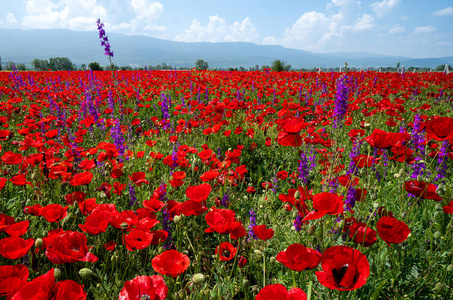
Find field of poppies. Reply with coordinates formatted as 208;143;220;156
0;68;452;299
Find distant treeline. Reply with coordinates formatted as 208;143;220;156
0;56;450;72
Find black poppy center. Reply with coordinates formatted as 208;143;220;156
140;294;151;300
222;250;230;257
332;264;349;286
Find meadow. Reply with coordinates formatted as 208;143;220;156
0;68;452;299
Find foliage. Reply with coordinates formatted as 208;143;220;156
195;59;209;70
271;59;291;72
88;62;103;71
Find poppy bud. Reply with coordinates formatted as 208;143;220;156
182;250;189;255
35;238;43;248
79;268;93;279
308;225;316;236
270;256;276;264
174;215;182;224
338;220;345;229
434;283;445;294
294;191;301;199
447;265;453;273
243;279;249;286
417;175;424;182
192;273;205;285
434;231;442;239
54;268;61;279
254;250;263;256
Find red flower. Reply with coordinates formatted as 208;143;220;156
364;128;410;148
443;201;453;214
404;180;442;201
9;174;31;186
129;172;149;186
70;171;93;186
277;170;288;180
255;284;307;300
186;183;212;202
123;229;153;251
24;204;42;216
109;210;139;230
119;275;168;300
45;230;98;264
265;137;272;147
52;280;87;300
2;151;23;165
64;191;86;205
348;222;377;247
5;220;29;237
78;211;110;235
205;208;246;239
315;246;370;291
246;186;256;193
277;119;306;147
0;213;15;232
152;250;190;278
215;242;237;261
252;225;274;241
425;116;453;141
10;268;55;300
353;155;375;168
238;255;248;268
376;216;411;246
276;243;321;271
0;177;7;191
0;237;34;260
0;264;29;299
303;192;343;221
41;204;68;223
103;241;117;251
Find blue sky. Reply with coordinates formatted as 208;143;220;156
0;0;452;58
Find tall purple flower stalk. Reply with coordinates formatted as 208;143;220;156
410;115;426;179
248;210;258;240
110;119;126;162
293;214;303;232
221;191;230;208
298;150;309;186
333;75;350;128
435;140;449;182
129;184;137;207
97;19;114;60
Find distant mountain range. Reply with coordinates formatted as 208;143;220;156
0;28;452;69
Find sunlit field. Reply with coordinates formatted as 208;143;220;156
0;69;453;299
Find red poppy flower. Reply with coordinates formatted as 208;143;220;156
215;242;237;261
0;264;29;298
5;220;29;237
303;192;343;221
41;204;68;223
24;204;42;216
0;177;7;191
238;255;248;268
276;243;321;271
78;158;96;170
348;222;377;247
277;170;288;180
9;174;31;186
364;129;410;148
109;210;139;230
64;191;86;205
353;155;375;168
186;183;212;202
205;208;246;239
143;197;165;212
123;229;153;251
119;275;168;300
45;230;98;264
444;201;453;214
79;211;110;235
103;241;117;251
315;246;370;291
376;216;411;246
171;199;208;217
10;268;55;300
70;171;94;186
52;280;87;300
2;151;23;165
252;225;275;241
0;213;15;232
129;172;149;186
255;284;307;300
425;116;453;141
113;182;127;196
246;186;256;193
152;250;190;278
404;180;442;201
111;168;124;179
0;237;34;260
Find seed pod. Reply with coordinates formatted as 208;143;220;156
79;268;93;279
35;238;43;249
192;273;205;285
54;268;61;279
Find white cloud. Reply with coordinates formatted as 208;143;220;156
6;13;19;24
21;0;108;31
262;36;279;45
413;26;436;34
174;15;258;43
129;0;164;33
370;0;401;18
432;7;453;16
388;24;405;34
282;0;374;52
352;14;375;32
